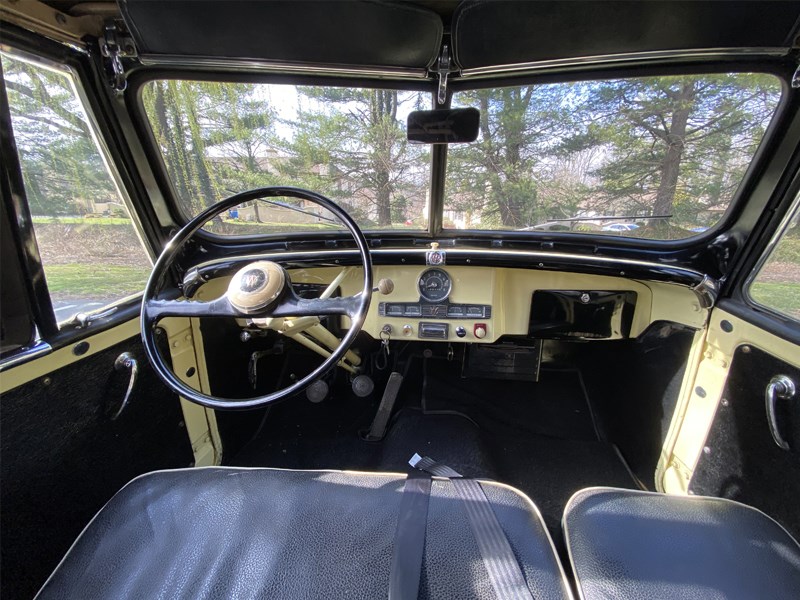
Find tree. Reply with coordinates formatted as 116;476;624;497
447;86;569;228
570;74;778;231
279;88;428;227
3;54;117;216
142;80;281;215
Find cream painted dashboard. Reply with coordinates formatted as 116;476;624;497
282;265;709;343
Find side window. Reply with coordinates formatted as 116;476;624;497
1;50;152;326
748;196;800;321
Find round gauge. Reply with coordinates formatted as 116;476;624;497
418;268;452;303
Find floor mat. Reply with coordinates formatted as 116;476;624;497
231;411;636;546
422;359;600;442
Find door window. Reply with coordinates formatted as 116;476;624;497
748;195;800;320
1;50;152;325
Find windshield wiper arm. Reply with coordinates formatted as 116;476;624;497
221;190;340;225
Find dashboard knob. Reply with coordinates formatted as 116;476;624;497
377;278;394;295
473;324;487;339
455;326;467;338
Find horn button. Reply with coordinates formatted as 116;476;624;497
226;261;286;314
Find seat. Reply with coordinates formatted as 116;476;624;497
563;487;800;600
36;467;571;599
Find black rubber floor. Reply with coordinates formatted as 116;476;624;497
229;357;638;547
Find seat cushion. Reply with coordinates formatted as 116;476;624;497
37;467;570;599
563;487;800;600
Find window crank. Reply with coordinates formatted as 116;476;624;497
111;352;138;420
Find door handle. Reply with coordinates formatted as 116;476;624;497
765;375;796;451
112;352;139;420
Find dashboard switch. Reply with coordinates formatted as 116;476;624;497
473;323;487;339
455;326;467;338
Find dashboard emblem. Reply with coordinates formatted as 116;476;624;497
240;269;267;293
426;250;445;265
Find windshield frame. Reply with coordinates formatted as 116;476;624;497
127;59;791;248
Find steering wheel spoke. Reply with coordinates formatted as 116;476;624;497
270;292;361;319
145;295;238;322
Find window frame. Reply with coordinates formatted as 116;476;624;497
0;35;157;353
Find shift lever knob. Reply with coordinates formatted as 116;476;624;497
377;278;394;295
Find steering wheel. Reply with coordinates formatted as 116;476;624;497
141;187;373;409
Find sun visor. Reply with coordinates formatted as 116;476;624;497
452;0;800;71
118;0;443;72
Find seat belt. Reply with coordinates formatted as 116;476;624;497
409;454;535;600
389;469;432;600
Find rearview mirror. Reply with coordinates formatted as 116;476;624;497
407;108;480;144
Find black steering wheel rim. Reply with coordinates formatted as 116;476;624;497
141;187;373;410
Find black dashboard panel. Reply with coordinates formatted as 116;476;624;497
528;290;637;340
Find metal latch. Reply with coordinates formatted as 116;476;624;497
765;375;796;450
100;21;136;93
435;45;452;106
67;306;119;329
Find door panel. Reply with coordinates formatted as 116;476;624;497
690;345;800;539
659;308;800;498
0;326;194;600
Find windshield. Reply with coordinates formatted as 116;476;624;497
142;81;431;234
144;73;781;240
446;74;781;239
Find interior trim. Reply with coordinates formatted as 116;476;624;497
459;47;791;78
0;341;52;373
137;55;429;79
0;319;139;393
659;308;800;495
182;248;712;305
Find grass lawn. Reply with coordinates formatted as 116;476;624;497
44;264;152;298
33;216;134;226
750;282;800;318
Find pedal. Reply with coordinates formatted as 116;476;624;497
352;374;375;397
306;380;329;403
363;371;403;441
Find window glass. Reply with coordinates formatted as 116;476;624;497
749;199;800;320
141;81;431;234
2;51;152;325
446;74;782;238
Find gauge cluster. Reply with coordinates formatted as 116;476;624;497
417;268;451;302
379;267;492;320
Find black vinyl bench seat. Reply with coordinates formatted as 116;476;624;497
36;467;571;599
563;487;800;600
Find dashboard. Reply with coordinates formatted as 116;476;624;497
285;264;708;343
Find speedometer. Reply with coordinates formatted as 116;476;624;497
418;268;452;302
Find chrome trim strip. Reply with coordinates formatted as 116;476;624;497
0;341;53;372
137;54;430;79
459;47;791;79
197;247;705;276
182;247;710;297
